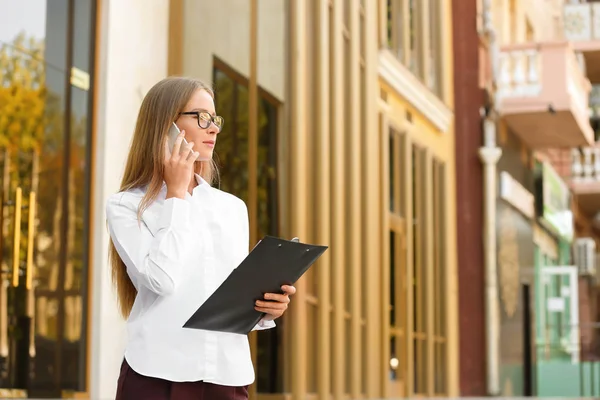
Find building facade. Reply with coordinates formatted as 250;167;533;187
456;0;600;397
0;0;97;397
380;0;458;398
0;0;459;399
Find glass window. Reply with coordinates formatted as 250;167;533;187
387;129;409;397
389;134;395;212
182;0;285;394
427;0;441;94
213;60;282;394
386;0;442;96
432;159;448;395
387;136;448;396
390;230;396;326
0;0;95;395
412;145;427;395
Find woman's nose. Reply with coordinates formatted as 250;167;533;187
208;122;219;135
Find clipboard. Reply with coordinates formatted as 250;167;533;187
182;236;328;335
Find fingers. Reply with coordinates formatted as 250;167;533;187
186;145;200;163
171;131;186;157
255;307;284;318
255;299;288;310
263;292;290;303
281;285;296;295
257;288;295;320
179;141;194;160
167;132;199;164
255;302;286;319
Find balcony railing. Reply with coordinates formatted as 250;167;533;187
570;144;600;215
572;146;600;182
496;42;594;147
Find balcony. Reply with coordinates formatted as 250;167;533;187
571;145;600;216
497;42;594;148
564;2;600;83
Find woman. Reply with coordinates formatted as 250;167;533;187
106;76;295;400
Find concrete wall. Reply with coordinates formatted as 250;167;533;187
494;0;564;44
182;0;286;101
89;0;171;398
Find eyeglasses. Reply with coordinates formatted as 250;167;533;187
180;110;224;132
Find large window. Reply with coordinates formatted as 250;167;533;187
0;0;96;396
412;144;427;395
388;131;408;397
386;0;443;96
432;158;448;395
212;59;281;393
387;128;448;397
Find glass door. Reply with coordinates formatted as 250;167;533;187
539;266;580;363
0;0;95;397
389;221;407;398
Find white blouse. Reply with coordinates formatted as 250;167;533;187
105;175;274;386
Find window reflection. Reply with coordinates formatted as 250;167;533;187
0;0;94;394
213;59;282;393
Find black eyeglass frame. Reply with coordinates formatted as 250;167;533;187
180;110;224;131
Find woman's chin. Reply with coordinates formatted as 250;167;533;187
195;152;213;162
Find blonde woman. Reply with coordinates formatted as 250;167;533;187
106;77;295;400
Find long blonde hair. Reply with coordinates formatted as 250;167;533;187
109;76;218;318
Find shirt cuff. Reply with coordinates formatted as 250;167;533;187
253;318;276;331
157;197;192;231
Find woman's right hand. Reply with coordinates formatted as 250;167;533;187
164;130;199;199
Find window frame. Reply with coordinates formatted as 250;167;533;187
385;127;449;397
212;57;283;395
384;0;443;96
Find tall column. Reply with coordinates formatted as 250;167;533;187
364;0;383;396
478;118;502;396
289;0;309;399
315;0;332;398
348;0;363;397
331;0;347;398
89;0;171;398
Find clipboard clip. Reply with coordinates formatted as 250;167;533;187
289;237;309;252
278;237;300;247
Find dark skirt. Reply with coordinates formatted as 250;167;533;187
115;359;249;400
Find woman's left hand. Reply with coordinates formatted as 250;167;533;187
255;285;296;321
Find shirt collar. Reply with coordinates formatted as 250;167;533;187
160;174;209;193
194;173;208;187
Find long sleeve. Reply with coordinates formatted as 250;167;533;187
106;194;199;296
252;318;276;331
108;183;277;385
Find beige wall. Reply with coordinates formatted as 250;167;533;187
171;0;459;399
377;0;458;396
181;0;286;101
495;0;564;44
90;0;171;398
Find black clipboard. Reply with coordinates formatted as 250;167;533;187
182;236;328;335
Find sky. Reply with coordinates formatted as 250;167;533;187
0;0;47;43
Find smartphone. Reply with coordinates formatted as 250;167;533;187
167;122;189;154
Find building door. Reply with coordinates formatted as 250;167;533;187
539;266;580;363
0;0;95;397
389;220;407;397
522;284;534;396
